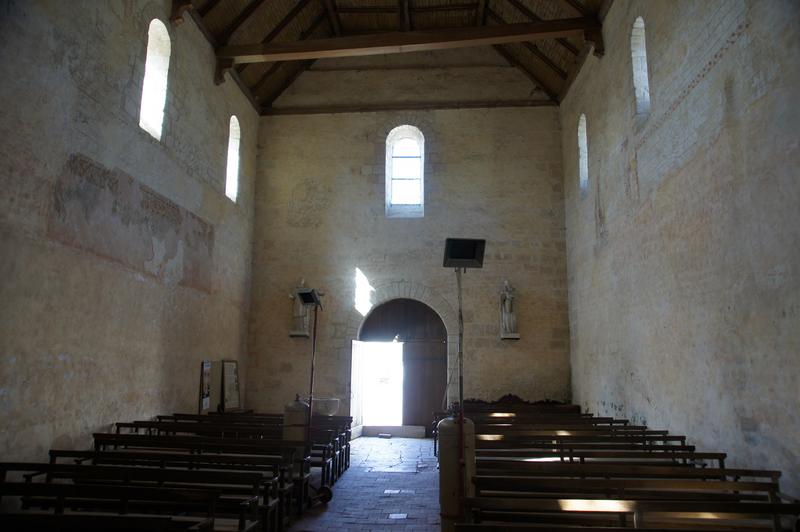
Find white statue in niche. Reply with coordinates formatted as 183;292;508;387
289;278;310;337
500;280;520;340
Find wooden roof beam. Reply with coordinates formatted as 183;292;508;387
475;0;487;26
216;0;267;46
197;0;222;18
236;0;313;75
562;0;592;17
320;0;343;36
219;17;600;64
398;0;411;31
260;60;316;111
505;0;580;56
250;11;328;98
487;9;567;79
493;44;559;102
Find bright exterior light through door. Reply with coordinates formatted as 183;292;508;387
352;340;403;426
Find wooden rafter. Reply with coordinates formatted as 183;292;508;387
236;0;314;76
493;44;559;102
475;0;487;26
197;0;222;18
505;0;580;56
219;17;599;64
260;60;316;112
562;0;592;17
414;3;478;12
216;0;267;46
398;0;411;32
337;3;478;14
250;11;328;99
558;41;592;100
487;9;567;79
320;0;342;36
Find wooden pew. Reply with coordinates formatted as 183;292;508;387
8;463;263;531
92;433;308;520
473;475;781;502
49;449;284;532
477;449;728;468
0;513;212;531
0;481;219;529
463;496;800;530
476;459;780;482
475;430;686;445
464;402;582;415
135;420;339;487
201;412;353;473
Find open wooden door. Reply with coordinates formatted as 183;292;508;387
359;299;447;434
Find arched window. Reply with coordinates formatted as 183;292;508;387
139;19;171;141
631;16;651;115
578;114;589;195
225;116;241;202
385;125;424;218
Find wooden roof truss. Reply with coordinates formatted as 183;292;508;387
173;0;607;114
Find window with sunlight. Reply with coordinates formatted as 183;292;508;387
631;16;651;115
225;116;241;202
386;125;424;218
578;114;589;196
139;19;171;141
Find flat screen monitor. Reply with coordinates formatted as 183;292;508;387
443;238;486;268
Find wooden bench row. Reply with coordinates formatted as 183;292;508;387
445;400;800;531
0;411;352;532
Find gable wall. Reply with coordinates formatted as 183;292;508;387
249;51;570;413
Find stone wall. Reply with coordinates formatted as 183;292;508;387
249;95;570;414
0;1;257;459
561;0;800;493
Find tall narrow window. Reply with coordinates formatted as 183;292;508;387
386;125;424;218
578;114;589;195
225;116;241;202
139;19;171;141
631;17;651;115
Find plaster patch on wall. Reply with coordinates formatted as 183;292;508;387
287;178;332;229
47;154;214;292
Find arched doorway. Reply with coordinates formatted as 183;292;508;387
352;299;448;435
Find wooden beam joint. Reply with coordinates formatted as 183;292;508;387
215;58;234;85
170;0;193;25
584;26;604;57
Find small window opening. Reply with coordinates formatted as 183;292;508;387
226;116;241;202
631;17;651;115
386;125;424;218
139;19;171;141
578;114;589;196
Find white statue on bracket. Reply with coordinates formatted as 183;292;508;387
500;280;520;340
289;278;311;337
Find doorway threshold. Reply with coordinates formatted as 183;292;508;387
361;425;426;438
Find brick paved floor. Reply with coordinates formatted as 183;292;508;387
289;437;440;531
